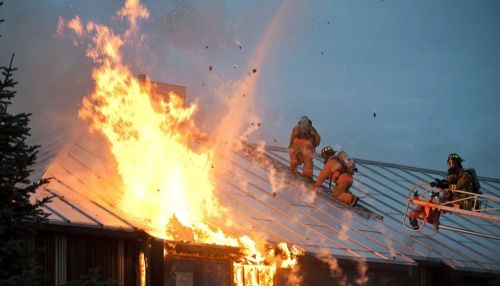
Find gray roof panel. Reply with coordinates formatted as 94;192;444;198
32;133;500;272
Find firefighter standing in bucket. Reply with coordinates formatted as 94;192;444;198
288;116;321;181
436;153;475;209
408;153;475;229
313;146;359;207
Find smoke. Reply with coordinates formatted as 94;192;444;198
252;142;287;197
302;186;317;204
4;0;500;179
254;140;315;202
55;0;232;241
210;0;296;153
375;220;397;259
338;211;353;241
211;77;261;148
317;248;349;286
316;247;369;286
56;0;292;241
3;0;301;157
317;212;369;286
355;258;369;286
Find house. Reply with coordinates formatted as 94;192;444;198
29;79;500;286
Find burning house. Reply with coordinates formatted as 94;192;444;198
27;1;498;285
28;77;500;286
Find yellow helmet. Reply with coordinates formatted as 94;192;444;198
320;146;335;162
447;153;463;168
448;153;463;163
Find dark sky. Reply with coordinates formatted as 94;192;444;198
1;0;500;178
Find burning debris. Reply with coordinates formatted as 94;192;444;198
250;122;262;128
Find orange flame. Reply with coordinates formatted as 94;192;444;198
65;0;263;253
67;16;83;37
79;67;221;238
61;0;304;284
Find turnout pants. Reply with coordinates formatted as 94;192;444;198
289;138;314;180
332;174;355;205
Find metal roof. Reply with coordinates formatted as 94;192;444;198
32;132;500;273
32;130;138;233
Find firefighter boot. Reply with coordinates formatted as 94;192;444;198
409;218;419;230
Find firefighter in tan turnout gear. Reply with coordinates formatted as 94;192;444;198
408;153;477;229
314;146;359;207
288;116;321;181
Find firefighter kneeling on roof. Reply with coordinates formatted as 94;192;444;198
313;146;359;207
288;116;321;181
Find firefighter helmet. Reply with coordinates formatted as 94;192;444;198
447;153;463;168
320;146;336;162
447;153;463;163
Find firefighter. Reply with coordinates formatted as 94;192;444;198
428;153;475;208
443;153;474;209
313;146;359;207
288;116;321;181
409;153;474;229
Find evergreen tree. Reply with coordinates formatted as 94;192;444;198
0;3;50;284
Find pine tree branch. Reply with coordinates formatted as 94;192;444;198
0;54;17;113
0;31;51;281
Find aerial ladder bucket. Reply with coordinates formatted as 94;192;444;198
403;183;500;240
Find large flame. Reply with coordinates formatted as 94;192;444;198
59;0;221;238
60;1;303;284
79;65;221;238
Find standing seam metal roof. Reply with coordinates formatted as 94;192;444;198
32;133;500;273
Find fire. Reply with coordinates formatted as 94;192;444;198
139;251;146;286
59;0;223;242
79;66;220;238
60;0;303;284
